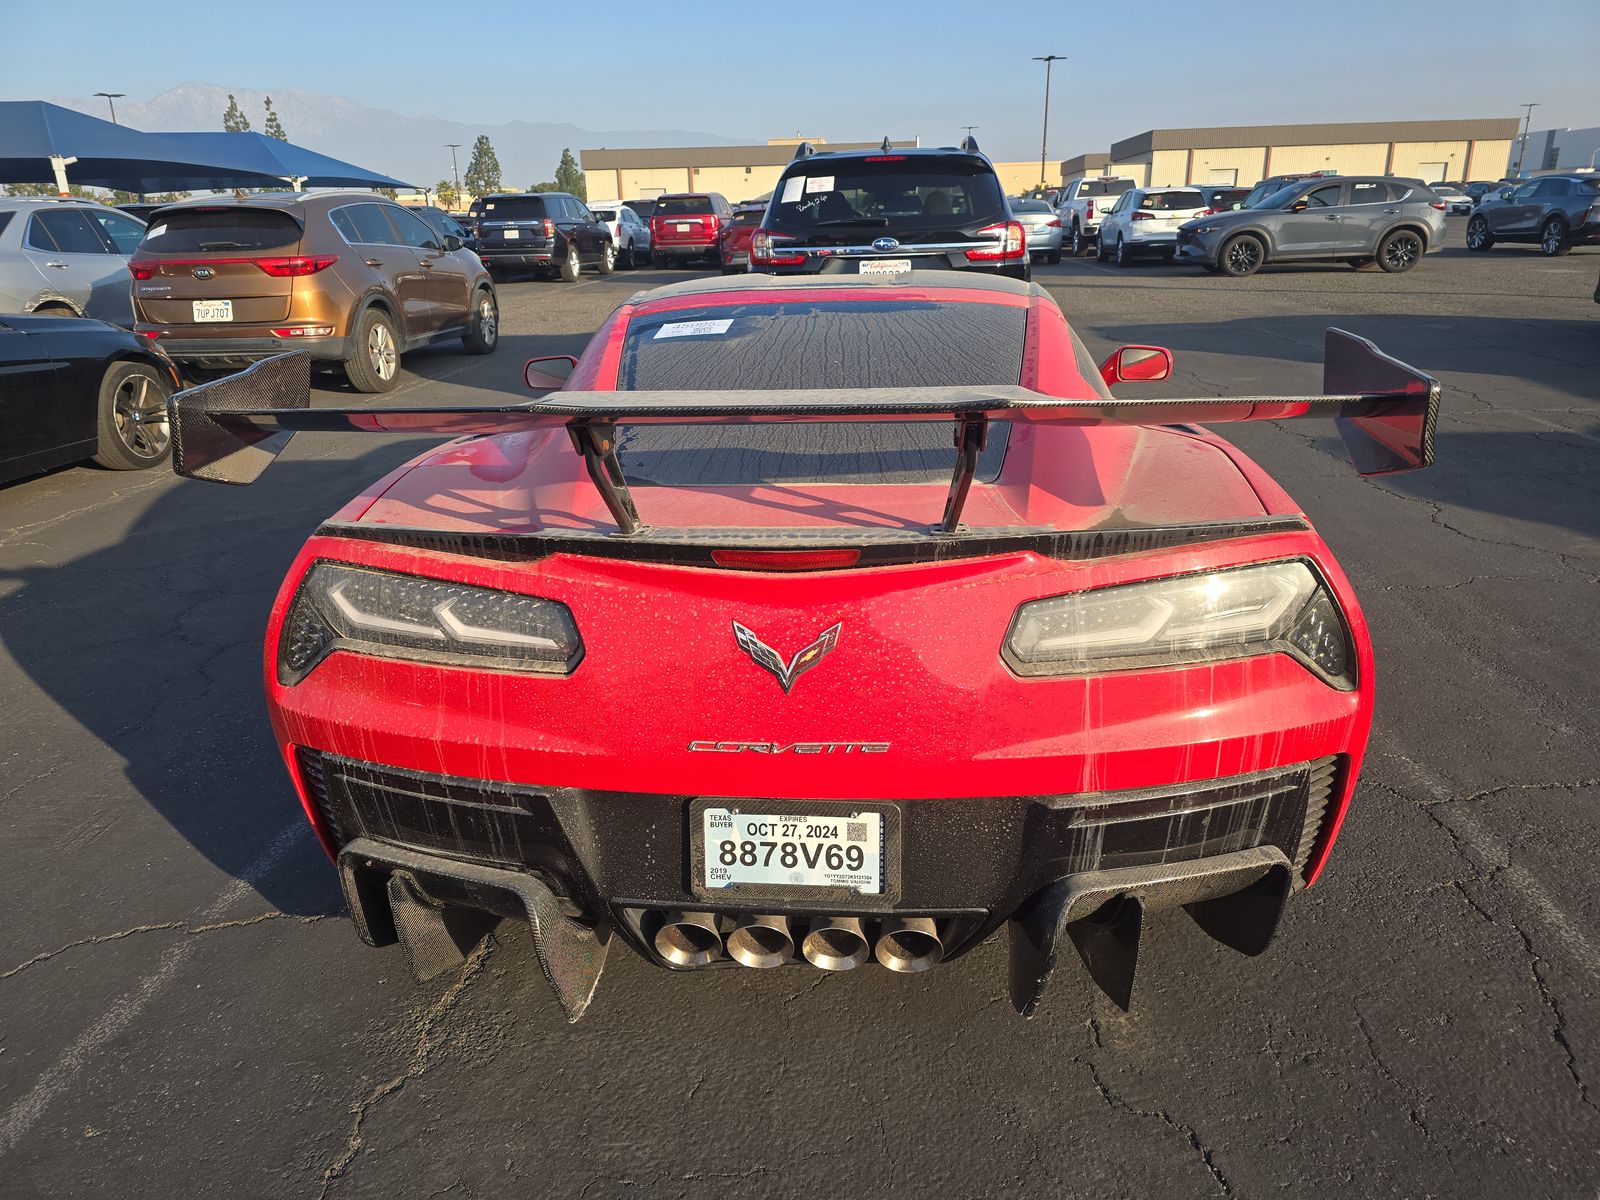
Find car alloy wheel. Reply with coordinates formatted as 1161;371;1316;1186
1072;225;1082;255
112;370;170;458
477;293;498;346
1223;237;1262;276
1540;219;1570;256
369;321;397;381
1116;237;1130;267
1381;233;1421;272
1466;218;1490;250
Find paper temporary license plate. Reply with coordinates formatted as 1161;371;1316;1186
702;808;882;894
858;258;911;275
192;300;233;322
502;228;520;239
675;222;692;232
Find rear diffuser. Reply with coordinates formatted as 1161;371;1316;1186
1007;846;1292;1016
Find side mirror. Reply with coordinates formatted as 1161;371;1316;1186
524;354;579;394
442;234;463;252
1099;345;1173;386
1290;198;1309;212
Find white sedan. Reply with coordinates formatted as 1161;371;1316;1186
1095;187;1209;267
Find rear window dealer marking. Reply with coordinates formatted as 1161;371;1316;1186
653;319;734;339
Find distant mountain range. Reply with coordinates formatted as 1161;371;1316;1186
42;82;752;190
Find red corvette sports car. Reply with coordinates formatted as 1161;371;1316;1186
169;272;1437;1021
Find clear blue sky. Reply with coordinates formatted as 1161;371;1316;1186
8;0;1596;161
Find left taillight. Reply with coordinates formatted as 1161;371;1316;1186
255;255;338;277
966;221;1027;262
129;261;157;280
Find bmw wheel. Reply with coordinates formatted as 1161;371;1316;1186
1219;235;1264;277
1540;216;1572;257
93;361;172;470
1465;215;1494;251
1377;229;1423;273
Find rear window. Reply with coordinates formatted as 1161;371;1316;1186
654;196;714;216
615;298;1024;484
590;208;617;221
142;209;300;253
478;196;546;219
1077;179;1134;198
766;159;1006;233
1140;191;1204;211
730;209;763;226
1011;199;1053;213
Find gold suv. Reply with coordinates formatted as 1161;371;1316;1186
131;192;497;392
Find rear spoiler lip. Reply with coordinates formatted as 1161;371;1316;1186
311;515;1312;570
168;328;1437;531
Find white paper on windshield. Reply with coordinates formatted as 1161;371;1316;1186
805;175;834;193
654;319;734;339
780;176;805;204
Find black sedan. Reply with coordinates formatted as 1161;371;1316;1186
1;314;180;486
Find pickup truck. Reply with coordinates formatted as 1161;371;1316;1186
1058;176;1137;256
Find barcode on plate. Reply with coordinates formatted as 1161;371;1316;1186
846;821;868;843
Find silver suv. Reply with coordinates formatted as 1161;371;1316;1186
0;198;147;325
1174;176;1447;276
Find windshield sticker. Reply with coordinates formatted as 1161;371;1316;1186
654;319;734;339
805;175;834;193
780;176;805;204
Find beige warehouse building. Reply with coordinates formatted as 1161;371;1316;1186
581;139;919;204
1061;119;1520;188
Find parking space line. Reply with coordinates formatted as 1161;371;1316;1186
0;822;309;1159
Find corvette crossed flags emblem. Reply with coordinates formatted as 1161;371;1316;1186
731;622;842;694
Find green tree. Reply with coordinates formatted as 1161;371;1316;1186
5;181;94;198
374;187;398;200
527;181;559;193
223;94;251;133
435;179;459;209
553;148;585;200
263;96;287;141
462;135;501;199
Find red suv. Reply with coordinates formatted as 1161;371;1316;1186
718;204;764;273
650;193;731;266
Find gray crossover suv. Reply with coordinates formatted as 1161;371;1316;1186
1465;175;1600;256
1175;176;1447;276
0;198;147;326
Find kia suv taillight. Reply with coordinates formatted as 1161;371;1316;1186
255;255;338;277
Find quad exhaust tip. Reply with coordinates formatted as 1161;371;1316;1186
726;914;794;969
654;910;723;967
875;916;943;973
801;916;871;971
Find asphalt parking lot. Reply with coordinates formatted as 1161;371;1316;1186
2;224;1597;1198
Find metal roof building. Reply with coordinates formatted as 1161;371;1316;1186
580;139;918;203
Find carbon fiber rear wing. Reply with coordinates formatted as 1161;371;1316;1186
168;328;1437;535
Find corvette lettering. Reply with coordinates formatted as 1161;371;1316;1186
687;740;889;754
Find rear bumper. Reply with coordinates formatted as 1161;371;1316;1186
150;333;353;366
654;243;718;257
479;249;555;267
315;752;1336;1017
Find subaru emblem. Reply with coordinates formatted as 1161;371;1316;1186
192;267;215;280
871;237;900;253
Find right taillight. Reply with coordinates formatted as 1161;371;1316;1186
255;255;338;277
750;228;804;266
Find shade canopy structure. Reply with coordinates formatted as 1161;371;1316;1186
153;132;413;190
0;101;285;192
0;102;411;193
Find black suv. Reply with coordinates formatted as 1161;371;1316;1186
750;138;1028;279
468;192;614;281
1466;175;1600;256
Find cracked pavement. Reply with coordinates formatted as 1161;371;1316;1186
1;235;1597;1197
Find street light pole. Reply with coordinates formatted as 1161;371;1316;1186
94;92;125;124
1032;55;1065;189
446;143;463;202
1515;103;1539;174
